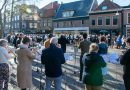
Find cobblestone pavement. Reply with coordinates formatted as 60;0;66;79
8;45;125;90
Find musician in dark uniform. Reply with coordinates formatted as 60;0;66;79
120;37;130;90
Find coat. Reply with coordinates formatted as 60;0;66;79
120;48;130;78
16;45;35;89
79;39;91;55
41;44;65;77
58;35;69;53
82;52;106;86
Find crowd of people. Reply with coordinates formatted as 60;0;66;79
0;32;129;90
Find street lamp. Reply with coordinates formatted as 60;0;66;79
116;11;119;16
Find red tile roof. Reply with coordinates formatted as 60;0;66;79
43;9;56;17
41;1;59;18
43;1;59;9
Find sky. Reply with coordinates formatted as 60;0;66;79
0;0;130;9
35;0;130;9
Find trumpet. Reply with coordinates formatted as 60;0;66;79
6;46;17;58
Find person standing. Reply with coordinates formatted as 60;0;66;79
116;35;122;49
44;34;53;48
58;34;69;53
41;37;65;90
98;36;108;55
120;37;130;90
13;34;19;48
0;39;12;90
78;33;91;82
16;36;36;90
82;43;106;90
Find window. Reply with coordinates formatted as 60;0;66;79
57;22;59;27
113;16;118;25
91;19;96;26
63;22;66;27
102;6;108;10
29;23;33;28
62;11;74;17
15;23;17;28
47;19;51;26
15;16;17;21
106;16;110;25
44;19;47;26
48;22;51;26
34;23;37;28
70;21;73;26
98;17;102;25
81;20;85;24
17;23;19;28
17;15;19;20
22;22;26;28
128;13;130;24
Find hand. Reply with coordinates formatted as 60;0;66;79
31;47;37;54
56;44;61;48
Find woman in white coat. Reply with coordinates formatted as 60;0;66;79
0;39;12;90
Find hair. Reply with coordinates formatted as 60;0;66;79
126;37;130;43
100;36;106;42
0;39;8;46
48;33;53;38
50;37;58;44
89;43;99;53
83;33;87;39
22;36;30;44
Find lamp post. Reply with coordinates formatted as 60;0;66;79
116;10;120;35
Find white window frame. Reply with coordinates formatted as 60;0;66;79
62;11;74;18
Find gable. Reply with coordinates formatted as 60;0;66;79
94;0;121;11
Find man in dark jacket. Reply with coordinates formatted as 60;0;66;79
120;37;130;90
58;34;69;53
41;37;65;90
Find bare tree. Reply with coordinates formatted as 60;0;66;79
0;0;9;38
10;0;15;33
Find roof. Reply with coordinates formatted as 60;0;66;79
94;0;121;11
43;9;56;17
122;5;130;9
54;0;95;20
40;1;59;18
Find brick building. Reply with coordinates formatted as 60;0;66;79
122;5;130;37
89;0;123;37
39;1;59;34
5;4;40;34
53;0;98;34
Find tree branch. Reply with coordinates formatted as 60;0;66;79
0;0;8;11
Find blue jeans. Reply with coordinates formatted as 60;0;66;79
45;76;62;90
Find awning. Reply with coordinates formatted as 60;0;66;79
54;27;89;31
